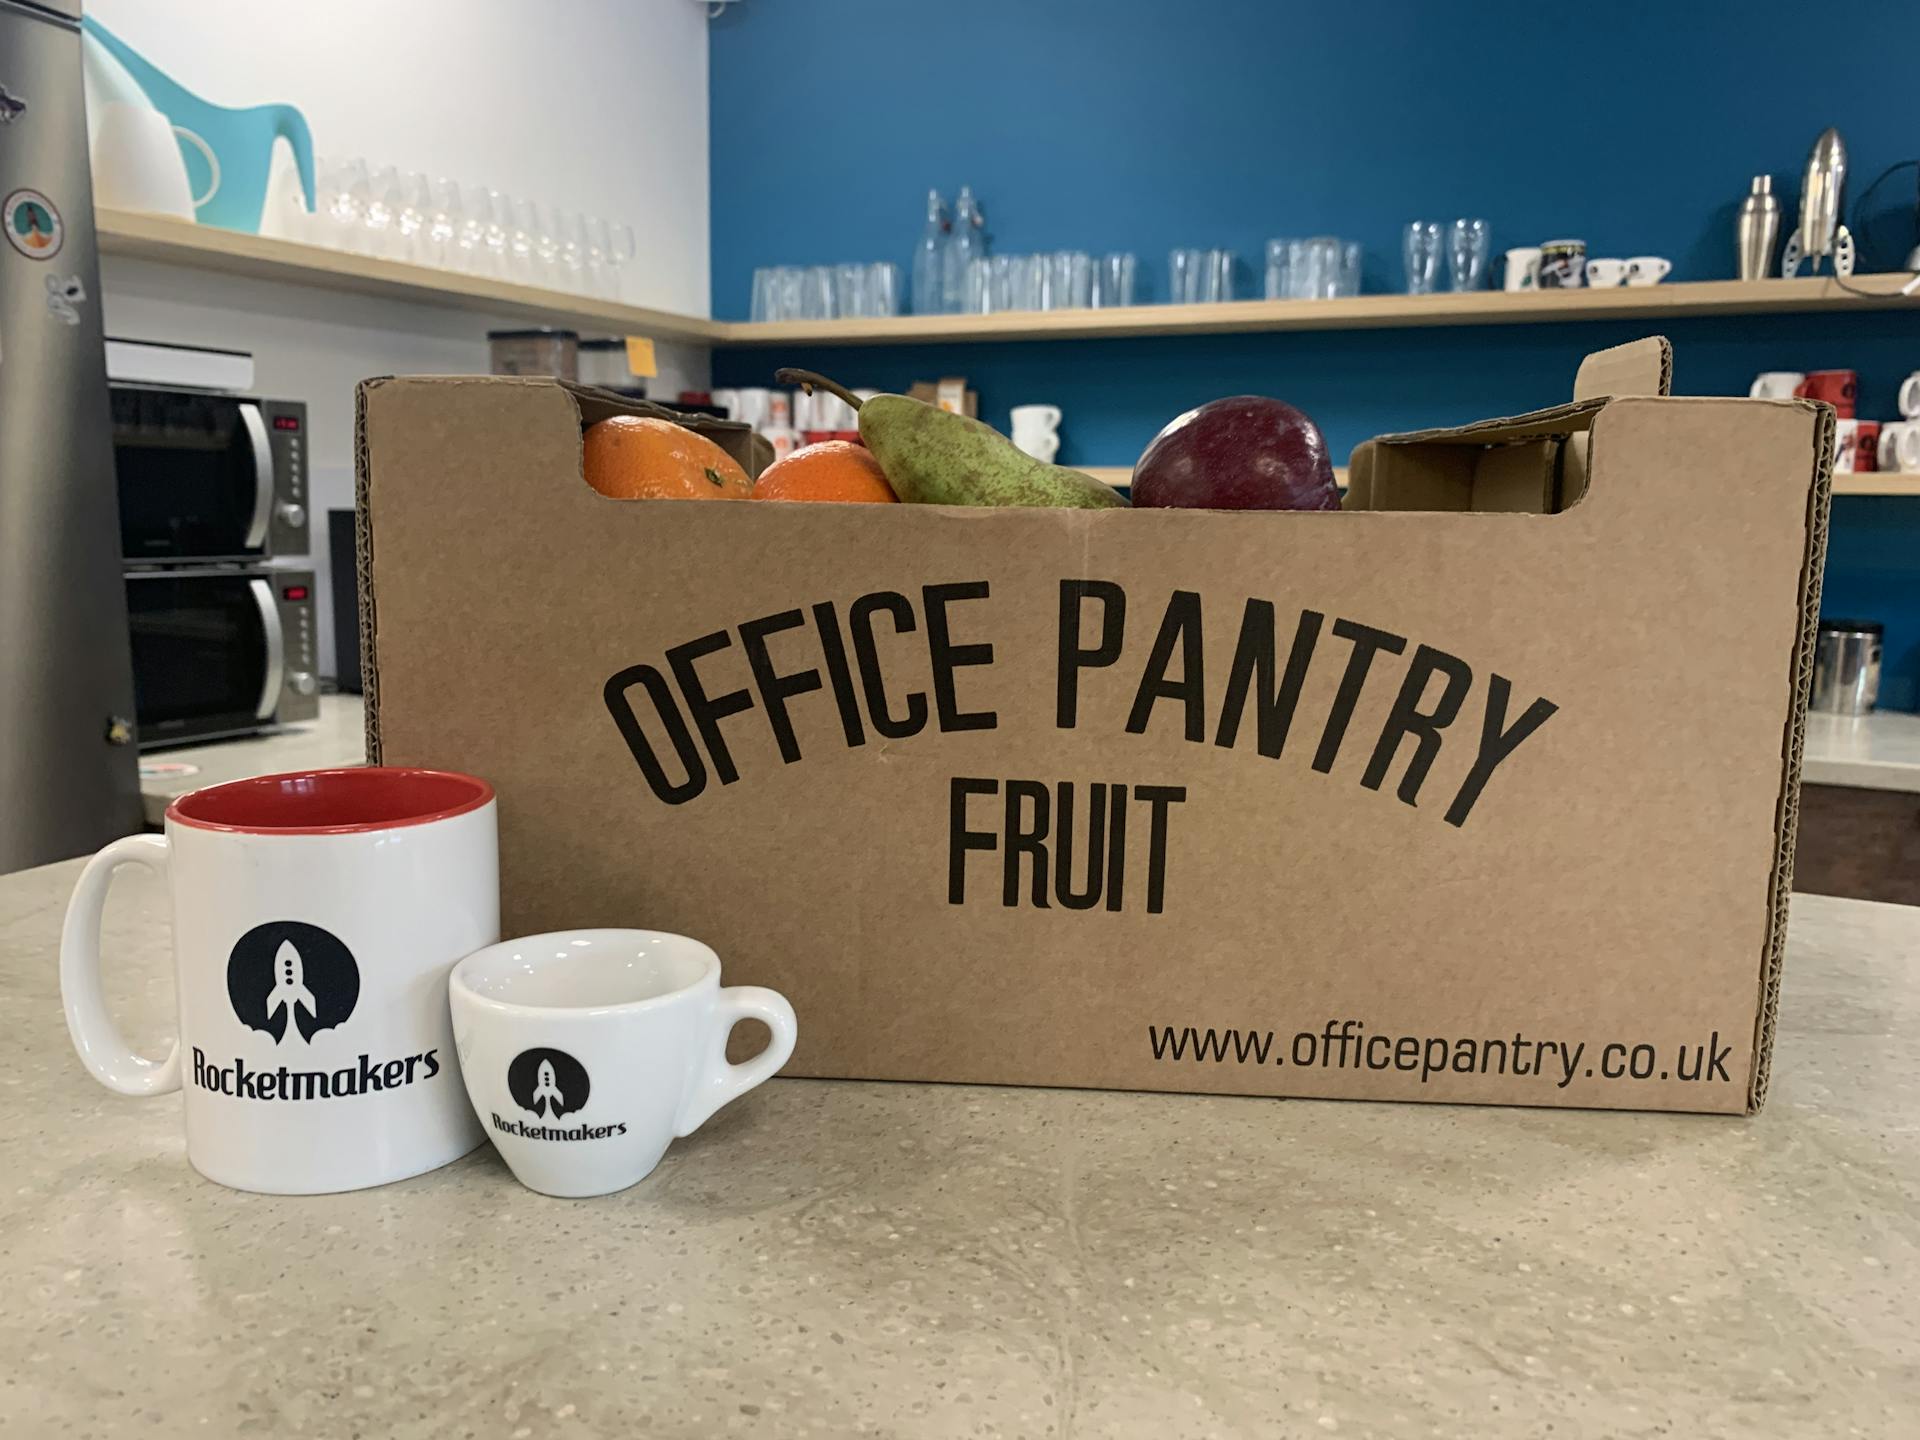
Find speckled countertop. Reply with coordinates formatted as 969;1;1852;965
1;857;1915;1438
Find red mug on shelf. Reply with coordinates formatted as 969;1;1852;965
1795;369;1858;419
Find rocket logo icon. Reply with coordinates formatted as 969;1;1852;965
226;921;360;1044
507;1047;590;1120
265;942;319;1039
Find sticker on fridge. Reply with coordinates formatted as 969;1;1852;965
4;188;62;259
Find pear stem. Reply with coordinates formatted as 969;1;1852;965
775;369;863;412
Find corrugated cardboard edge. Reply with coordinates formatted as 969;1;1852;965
1749;399;1836;1112
355;379;384;764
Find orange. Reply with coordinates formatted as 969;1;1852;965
582;415;752;500
750;440;898;504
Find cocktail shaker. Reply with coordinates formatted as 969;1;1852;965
1736;175;1780;281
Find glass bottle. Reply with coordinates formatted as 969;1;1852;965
942;186;983;315
912;189;949;316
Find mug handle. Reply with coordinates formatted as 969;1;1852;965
675;986;798;1137
59;835;180;1096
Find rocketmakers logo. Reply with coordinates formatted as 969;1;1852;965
508;1048;589;1118
493;1048;624;1141
227;921;359;1043
192;920;440;1103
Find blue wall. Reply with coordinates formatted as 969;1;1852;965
709;0;1920;708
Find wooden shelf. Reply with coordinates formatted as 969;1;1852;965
96;212;1919;350
95;209;722;344
719;274;1920;346
1834;473;1920;496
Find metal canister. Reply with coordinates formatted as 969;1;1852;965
1811;619;1882;714
1736;175;1780;282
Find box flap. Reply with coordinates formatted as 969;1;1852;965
1574;336;1673;402
1372;398;1608;448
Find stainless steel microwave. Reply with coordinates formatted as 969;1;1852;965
126;568;320;749
111;385;308;562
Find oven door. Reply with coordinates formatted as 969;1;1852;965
113;387;276;562
125;570;285;749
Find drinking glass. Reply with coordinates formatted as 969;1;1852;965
1202;249;1233;303
425;176;465;271
317;156;370;252
1265;239;1291;300
866;261;901;316
362;165;401;258
801;265;834;320
776;265;803;321
1093;252;1136;308
1168;248;1201;305
988;254;1015;312
964;256;992;314
751;268;778;322
553;207;586;289
396;171;431;265
509;198;545;285
1011;254;1045;311
1051;250;1092;308
835;262;869;318
1448;218;1490;291
1336;241;1363;297
1403;220;1443;294
605;222;636;300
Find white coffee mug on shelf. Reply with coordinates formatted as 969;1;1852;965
1014;431;1061;462
1900;423;1920;474
89;102;218;221
1877;422;1903;472
451;930;798;1198
59;768;497;1194
1500;246;1542;292
1899;371;1920;419
1833;418;1861;473
1584;258;1629;288
1625;256;1672;286
1750;370;1806;401
1010;403;1062;435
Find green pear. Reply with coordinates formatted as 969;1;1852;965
777;370;1128;509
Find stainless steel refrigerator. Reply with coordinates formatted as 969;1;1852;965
0;0;143;871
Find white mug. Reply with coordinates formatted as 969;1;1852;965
89;102;219;221
1877;422;1903;471
1584;258;1629;288
1750;371;1806;401
60;768;497;1194
1010;403;1062;435
1834;418;1861;473
451;930;798;1198
1899;371;1920;420
1901;424;1920;473
1625;256;1672;286
731;387;772;429
1014;431;1061;463
1501;246;1542;292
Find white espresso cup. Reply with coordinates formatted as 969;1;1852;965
1899;371;1920;420
1625;256;1672;286
1900;424;1920;474
59;767;497;1194
1750;370;1806;401
451;930;798;1198
1584;258;1629;288
1879;421;1915;472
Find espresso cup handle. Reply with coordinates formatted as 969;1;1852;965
675;985;798;1137
59;835;180;1096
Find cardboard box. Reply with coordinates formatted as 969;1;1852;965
358;340;1832;1115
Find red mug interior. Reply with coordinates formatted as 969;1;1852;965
167;767;493;835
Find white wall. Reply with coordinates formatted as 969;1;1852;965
85;0;714;681
85;0;711;315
